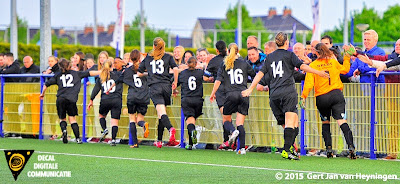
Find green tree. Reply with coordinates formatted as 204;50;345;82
204;4;272;49
125;12;170;47
30;30;69;45
323;4;400;44
6;16;28;43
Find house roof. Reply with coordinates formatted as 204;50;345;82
177;37;192;48
197;14;310;32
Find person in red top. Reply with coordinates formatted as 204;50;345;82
300;43;356;159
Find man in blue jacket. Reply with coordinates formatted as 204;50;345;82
344;30;385;83
246;46;266;81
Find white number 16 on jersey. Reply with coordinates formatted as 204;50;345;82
271;60;284;78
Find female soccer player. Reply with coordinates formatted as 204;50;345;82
107;50;150;148
177;57;204;150
242;32;329;160
210;43;256;155
301;43;356;159
138;37;179;148
40;58;100;144
87;59;123;146
204;40;235;150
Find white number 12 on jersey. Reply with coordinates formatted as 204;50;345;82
271;61;284;78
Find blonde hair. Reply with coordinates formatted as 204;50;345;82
97;51;109;70
100;59;113;83
224;43;238;71
364;30;378;41
150;37;165;60
173;45;185;65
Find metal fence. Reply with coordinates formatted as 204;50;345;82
0;73;399;160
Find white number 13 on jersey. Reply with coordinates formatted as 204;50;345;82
271;61;284;78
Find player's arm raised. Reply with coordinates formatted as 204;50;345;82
241;71;264;97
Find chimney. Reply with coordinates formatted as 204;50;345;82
268;7;277;18
283;6;292;16
108;24;115;34
97;25;105;33
84;26;93;35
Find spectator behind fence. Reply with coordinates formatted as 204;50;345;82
197;48;208;70
308;40;319;61
246;35;264;54
123;52;131;67
0;53;5;70
1;52;20;82
20;56;40;82
75;52;86;71
305;41;312;55
43;56;59;74
344;30;385;83
292;43;307;83
246;46;266;75
264;41;277;55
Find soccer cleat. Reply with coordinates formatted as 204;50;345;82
76;138;82;144
99;129;109;142
191;130;198;145
237;148;246;155
143;122;149;138
110;139;116;146
228;130;239;146
154;141;163;148
282;150;299;160
290;146;300;158
169;127;176;143
326;146;333;158
62;130;68;144
218;141;230;150
349;146;356;160
130;144;139;148
185;145;193;150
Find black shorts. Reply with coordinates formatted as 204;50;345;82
316;89;346;121
127;99;149;115
270;92;298;125
223;91;249;115
149;83;172;106
182;97;204;120
56;97;78;119
215;88;226;109
99;98;122;119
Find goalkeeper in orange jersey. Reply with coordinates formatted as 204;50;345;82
300;43;356;159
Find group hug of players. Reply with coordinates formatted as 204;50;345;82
40;32;395;160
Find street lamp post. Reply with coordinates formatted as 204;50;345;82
356;24;369;51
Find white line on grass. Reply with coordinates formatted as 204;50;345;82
1;148;398;181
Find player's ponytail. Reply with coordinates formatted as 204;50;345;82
224;43;238;71
150;37;165;60
315;43;333;59
275;32;287;47
100;59;113;83
187;56;197;71
58;58;71;73
130;49;141;72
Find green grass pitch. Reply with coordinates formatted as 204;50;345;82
0;138;399;183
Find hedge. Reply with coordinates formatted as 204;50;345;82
0;42;248;66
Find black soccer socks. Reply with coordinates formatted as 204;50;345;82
340;123;355;148
284;128;295;152
237;125;246;149
100;118;107;130
71;122;80;139
60;121;67;132
129;122;138;145
160;115;173;130
322;124;332;149
157;120;165;141
112;126;118;140
187;123;195;145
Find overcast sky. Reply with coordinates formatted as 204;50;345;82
0;0;398;37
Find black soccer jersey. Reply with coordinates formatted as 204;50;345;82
45;71;90;103
90;71;123;101
217;58;256;92
260;49;303;98
204;55;224;79
138;54;178;86
118;66;150;102
178;69;204;98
